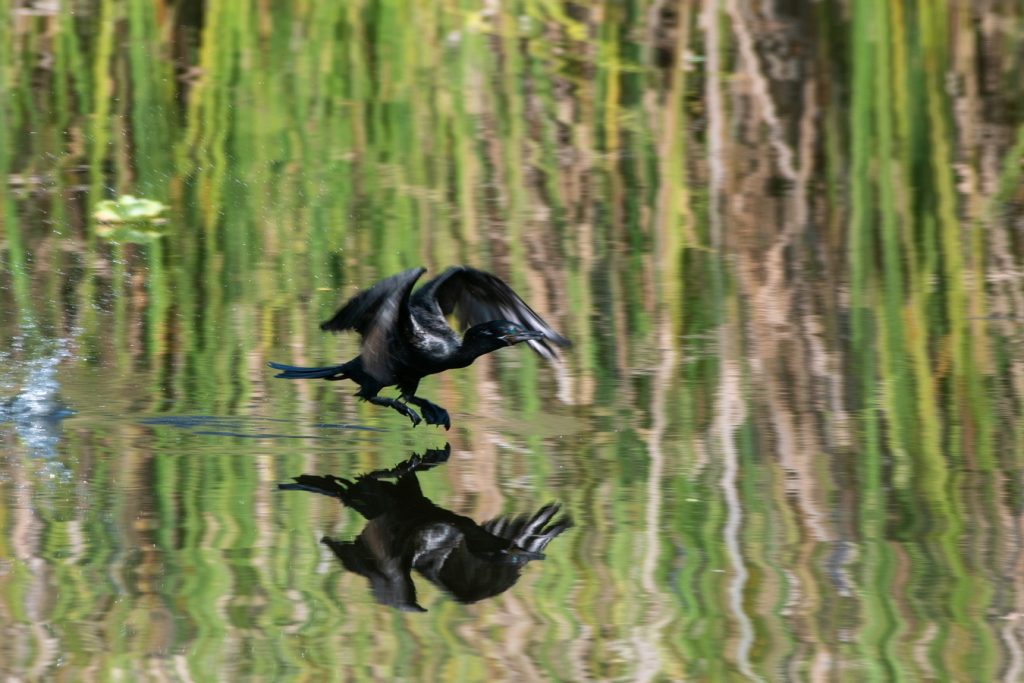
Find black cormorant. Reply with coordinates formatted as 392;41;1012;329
268;266;569;429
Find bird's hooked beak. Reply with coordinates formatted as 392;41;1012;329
500;329;544;345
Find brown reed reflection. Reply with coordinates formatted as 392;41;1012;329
4;1;1024;679
279;445;572;612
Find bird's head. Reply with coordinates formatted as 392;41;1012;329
463;321;544;350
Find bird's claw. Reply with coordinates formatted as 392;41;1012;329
399;396;449;430
422;405;451;430
366;396;423;427
423;413;450;430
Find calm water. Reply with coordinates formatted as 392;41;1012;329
3;2;1024;681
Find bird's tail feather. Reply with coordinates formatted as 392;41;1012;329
268;361;348;380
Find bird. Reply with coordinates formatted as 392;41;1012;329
268;266;569;429
278;446;572;612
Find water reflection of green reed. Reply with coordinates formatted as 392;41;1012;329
2;1;1024;680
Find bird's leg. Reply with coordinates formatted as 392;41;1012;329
366;396;422;427
403;395;451;431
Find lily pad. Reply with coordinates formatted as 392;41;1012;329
93;195;168;224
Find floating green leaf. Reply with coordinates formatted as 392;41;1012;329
93;194;168;223
93;195;168;243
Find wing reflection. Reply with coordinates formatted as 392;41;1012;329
279;445;572;612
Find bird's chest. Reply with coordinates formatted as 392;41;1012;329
374;332;457;387
407;332;459;366
404;314;460;362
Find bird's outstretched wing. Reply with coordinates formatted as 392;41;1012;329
320;267;426;335
322;535;427;613
320;267;426;380
416;266;570;359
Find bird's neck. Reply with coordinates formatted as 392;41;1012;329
448;345;483;369
449;337;497;369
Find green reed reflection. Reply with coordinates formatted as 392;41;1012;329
2;0;1024;681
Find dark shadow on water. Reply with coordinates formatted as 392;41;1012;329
139;415;387;438
279;444;572;612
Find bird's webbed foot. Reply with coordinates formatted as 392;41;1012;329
404;395;451;430
367;395;422;427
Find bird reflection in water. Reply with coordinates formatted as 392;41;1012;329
278;445;572;612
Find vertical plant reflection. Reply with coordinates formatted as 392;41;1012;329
1;1;1023;680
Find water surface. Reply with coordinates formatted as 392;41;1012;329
3;2;1024;681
